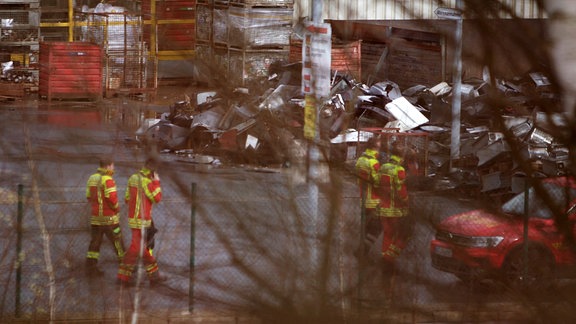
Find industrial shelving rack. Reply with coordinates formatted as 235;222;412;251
141;0;196;62
0;0;40;98
39;0;69;41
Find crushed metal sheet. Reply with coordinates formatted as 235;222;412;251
330;129;375;144
385;96;429;130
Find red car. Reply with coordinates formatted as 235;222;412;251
431;176;576;289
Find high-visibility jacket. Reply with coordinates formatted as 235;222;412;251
126;167;162;229
377;155;408;217
355;148;381;210
86;167;120;225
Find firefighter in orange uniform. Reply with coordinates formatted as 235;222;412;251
377;145;410;272
85;158;125;276
355;136;382;245
117;159;166;286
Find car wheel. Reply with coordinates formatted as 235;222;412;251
502;246;555;291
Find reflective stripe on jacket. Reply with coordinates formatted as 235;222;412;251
126;167;162;229
86;168;119;225
377;155;408;217
355;148;381;210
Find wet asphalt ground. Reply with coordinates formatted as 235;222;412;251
1;87;576;323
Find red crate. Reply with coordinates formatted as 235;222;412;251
158;23;195;50
290;39;362;82
141;1;196;20
39;42;102;102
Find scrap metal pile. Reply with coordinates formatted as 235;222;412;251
137;65;570;197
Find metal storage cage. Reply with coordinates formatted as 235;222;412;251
229;46;288;85
73;10;157;98
227;5;293;49
195;3;213;44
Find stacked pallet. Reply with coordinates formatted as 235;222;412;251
0;82;25;99
195;0;294;86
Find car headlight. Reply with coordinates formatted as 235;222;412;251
462;236;504;248
436;230;504;248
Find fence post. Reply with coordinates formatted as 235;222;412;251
523;177;530;281
16;184;23;317
189;182;196;313
356;184;366;309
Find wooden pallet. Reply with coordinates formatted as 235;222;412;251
0;82;26;99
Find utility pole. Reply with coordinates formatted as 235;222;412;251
302;0;330;306
436;1;464;168
307;0;323;280
450;0;463;168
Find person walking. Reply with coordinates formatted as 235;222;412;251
117;158;166;286
376;145;410;272
355;135;382;248
85;158;125;277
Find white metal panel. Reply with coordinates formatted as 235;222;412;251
295;0;544;20
320;0;461;20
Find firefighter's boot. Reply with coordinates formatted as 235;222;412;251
149;272;168;287
85;258;104;277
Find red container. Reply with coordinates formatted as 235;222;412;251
158;24;195;50
141;1;196;20
39;42;102;102
290;39;362;82
141;1;196;51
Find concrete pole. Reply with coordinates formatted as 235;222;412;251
308;0;323;307
545;0;576;120
450;0;463;168
312;0;323;23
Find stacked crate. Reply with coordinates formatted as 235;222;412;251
195;0;293;86
228;3;292;85
141;0;196;53
38;41;102;102
289;39;363;82
194;0;213;75
0;0;40;97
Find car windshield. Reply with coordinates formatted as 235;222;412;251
501;181;576;219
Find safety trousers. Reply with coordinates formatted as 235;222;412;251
380;217;410;262
86;224;125;266
118;228;160;282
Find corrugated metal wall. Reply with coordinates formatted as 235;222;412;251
296;0;545;20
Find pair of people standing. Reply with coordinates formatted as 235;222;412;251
355;136;410;271
85;158;166;285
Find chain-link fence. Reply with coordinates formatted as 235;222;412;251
0;165;375;322
2;98;575;321
5;164;575;322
